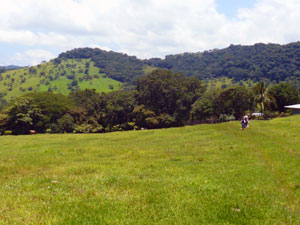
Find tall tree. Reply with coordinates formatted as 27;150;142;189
5;97;43;134
135;69;205;127
214;86;254;119
252;81;274;115
268;82;300;112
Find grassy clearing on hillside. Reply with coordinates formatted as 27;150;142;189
0;59;121;101
1;116;300;224
205;77;256;90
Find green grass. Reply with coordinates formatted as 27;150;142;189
1;116;300;224
0;59;122;101
144;65;158;75
206;77;256;90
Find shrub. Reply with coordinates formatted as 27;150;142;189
45;128;52;133
263;110;279;119
219;114;235;122
4;130;12;135
57;114;74;133
74;124;103;133
49;123;61;133
111;124;123;132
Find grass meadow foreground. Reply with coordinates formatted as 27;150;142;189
1;116;300;224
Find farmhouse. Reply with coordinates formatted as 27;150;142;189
284;104;300;115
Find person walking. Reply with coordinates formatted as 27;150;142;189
241;117;246;130
244;115;249;128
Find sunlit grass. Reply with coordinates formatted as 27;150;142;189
1;116;300;224
0;59;122;101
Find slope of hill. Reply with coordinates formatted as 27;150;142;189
145;42;300;86
1;116;300;224
58;48;145;83
56;42;300;87
0;58;122;101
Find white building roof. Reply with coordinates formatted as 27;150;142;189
284;104;300;109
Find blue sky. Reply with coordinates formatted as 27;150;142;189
0;0;299;66
215;0;257;18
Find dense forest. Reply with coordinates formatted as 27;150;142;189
56;42;300;86
146;42;300;83
1;69;299;135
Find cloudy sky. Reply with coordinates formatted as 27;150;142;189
0;0;300;66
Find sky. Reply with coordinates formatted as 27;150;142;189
0;0;299;66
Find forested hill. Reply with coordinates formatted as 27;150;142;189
145;42;300;82
57;48;144;83
57;42;300;84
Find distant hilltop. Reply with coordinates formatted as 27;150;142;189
0;65;23;70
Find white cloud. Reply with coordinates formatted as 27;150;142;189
7;49;55;66
0;0;300;65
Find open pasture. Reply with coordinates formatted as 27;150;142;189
1;116;300;224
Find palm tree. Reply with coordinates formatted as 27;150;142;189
252;81;274;116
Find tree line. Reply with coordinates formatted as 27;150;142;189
0;69;299;135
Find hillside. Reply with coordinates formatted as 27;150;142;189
58;42;300;86
56;42;300;88
1;116;300;224
145;42;300;85
0;58;121;102
1;41;300;103
58;48;145;83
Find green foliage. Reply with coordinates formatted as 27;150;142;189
58;48;144;83
5;97;43;134
145;42;300;84
136;69;205;127
0;112;8;134
253;81;275;115
57;114;75;133
214;86;255;119
191;96;214;120
102;90;136;130
69;89;102;115
0;58;121;102
268;82;300;112
45;128;52;134
74;123;104;133
3;42;300;104
3;130;12;135
25;92;75;126
1;65;298;134
133;105;156;128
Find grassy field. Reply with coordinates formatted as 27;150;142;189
1;116;300;224
205;77;256;90
0;59;121;101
